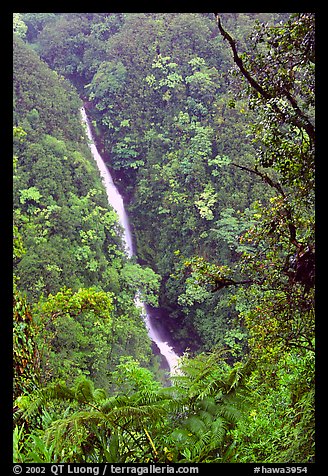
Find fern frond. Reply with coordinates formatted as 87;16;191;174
225;358;255;393
199;396;219;415
185;415;207;434
74;377;96;403
210;416;226;442
217;402;243;425
45;409;112;456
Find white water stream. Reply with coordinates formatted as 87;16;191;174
81;107;180;375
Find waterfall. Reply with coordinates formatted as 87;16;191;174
80;107;180;375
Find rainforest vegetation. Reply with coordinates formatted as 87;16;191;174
13;12;315;464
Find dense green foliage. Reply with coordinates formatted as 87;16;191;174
13;34;160;386
13;13;315;464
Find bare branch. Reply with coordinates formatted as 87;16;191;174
230;162;301;249
214;14;315;143
231;162;285;196
215;14;271;100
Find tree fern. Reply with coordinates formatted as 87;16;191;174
171;350;253;402
161;351;254;462
44;409;111;461
14;351;253;463
14;369;175;462
14;380;76;423
168;397;228;462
